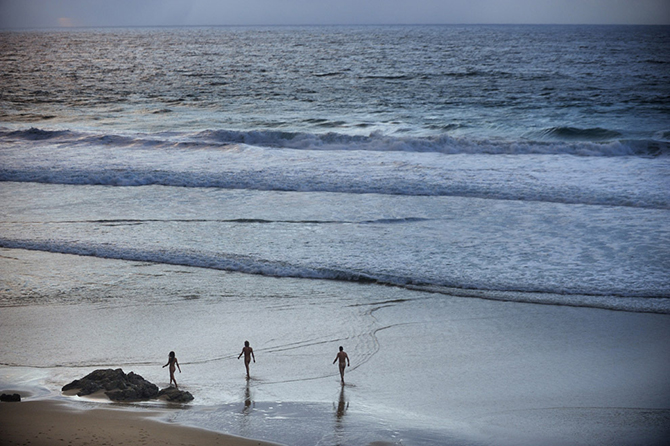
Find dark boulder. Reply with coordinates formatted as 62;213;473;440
157;386;194;403
0;393;21;402
62;369;159;401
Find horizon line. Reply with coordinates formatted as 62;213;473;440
2;22;668;31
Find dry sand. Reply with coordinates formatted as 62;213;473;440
0;399;282;446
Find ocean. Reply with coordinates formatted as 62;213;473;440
1;25;670;445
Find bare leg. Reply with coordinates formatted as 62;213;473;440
339;363;345;384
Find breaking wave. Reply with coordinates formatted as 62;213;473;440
2;127;668;157
2;127;669;209
1;238;668;313
539;126;624;141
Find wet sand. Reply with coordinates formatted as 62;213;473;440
0;399;281;446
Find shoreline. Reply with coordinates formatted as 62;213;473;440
0;398;283;446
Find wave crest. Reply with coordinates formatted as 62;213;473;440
539;126;623;141
196;129;667;157
1;239;668;313
2;127;667;157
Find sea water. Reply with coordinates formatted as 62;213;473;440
1;25;670;445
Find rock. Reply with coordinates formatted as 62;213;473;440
0;393;21;402
62;369;193;403
62;369;159;401
157;387;194;403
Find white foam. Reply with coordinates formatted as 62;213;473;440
1;238;668;313
3;127;667;156
1;128;668;209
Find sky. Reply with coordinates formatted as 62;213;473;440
0;0;669;29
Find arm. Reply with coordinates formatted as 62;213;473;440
251;349;256;362
238;350;243;359
176;359;181;373
346;353;350;366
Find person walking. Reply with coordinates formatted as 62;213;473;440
333;346;350;384
238;341;256;378
162;351;181;389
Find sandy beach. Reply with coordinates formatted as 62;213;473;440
0;399;281;446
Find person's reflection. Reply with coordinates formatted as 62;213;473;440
333;386;349;443
336;386;348;421
239;378;255;439
243;379;254;415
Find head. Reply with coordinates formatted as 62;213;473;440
169;351;175;358
339;346;343;352
244;341;250;347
